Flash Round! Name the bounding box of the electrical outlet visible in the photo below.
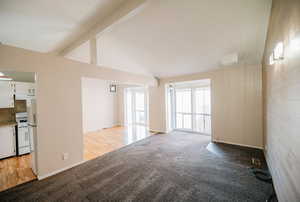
[251,157,261,167]
[62,153,69,160]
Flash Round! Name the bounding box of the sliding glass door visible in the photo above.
[173,86,211,135]
[194,87,211,134]
[134,91,146,125]
[175,88,192,130]
[125,88,148,126]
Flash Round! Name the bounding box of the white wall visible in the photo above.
[81,78,118,133]
[149,64,263,149]
[0,44,156,179]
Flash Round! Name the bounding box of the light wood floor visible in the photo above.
[84,125,153,161]
[0,154,36,192]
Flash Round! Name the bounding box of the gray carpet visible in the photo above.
[0,131,272,202]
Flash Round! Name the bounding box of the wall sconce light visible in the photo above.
[291,37,300,50]
[269,42,284,65]
[273,42,284,60]
[110,84,117,93]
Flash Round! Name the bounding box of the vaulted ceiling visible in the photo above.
[96,0,272,77]
[0,0,272,78]
[0,0,126,52]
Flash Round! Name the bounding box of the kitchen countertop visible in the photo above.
[0,121,17,128]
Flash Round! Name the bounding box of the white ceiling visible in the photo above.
[97,0,272,77]
[0,0,125,52]
[0,0,272,78]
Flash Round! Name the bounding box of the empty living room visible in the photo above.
[0,0,299,201]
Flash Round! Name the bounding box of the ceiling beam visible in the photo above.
[56,0,148,56]
[89,37,97,65]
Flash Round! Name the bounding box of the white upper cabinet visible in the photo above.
[0,81,14,108]
[0,81,36,108]
[15,82,28,95]
[14,82,36,97]
[27,83,36,97]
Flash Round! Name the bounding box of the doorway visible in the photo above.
[81,81,152,161]
[0,71,37,192]
[167,79,211,135]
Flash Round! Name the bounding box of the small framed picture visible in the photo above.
[110,84,116,93]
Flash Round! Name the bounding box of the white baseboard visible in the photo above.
[38,160,85,180]
[84,123,121,134]
[213,140,263,150]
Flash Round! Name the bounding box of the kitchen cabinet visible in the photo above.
[27,83,36,97]
[0,126,16,159]
[0,81,14,108]
[14,82,36,97]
